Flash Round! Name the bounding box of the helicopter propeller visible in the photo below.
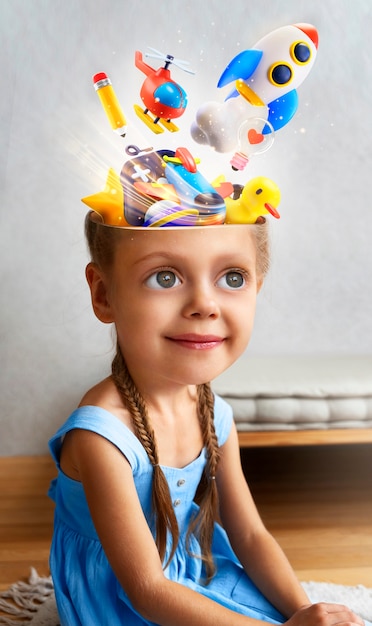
[145,47,195,74]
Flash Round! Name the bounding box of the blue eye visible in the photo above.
[217,271,245,290]
[146,270,181,289]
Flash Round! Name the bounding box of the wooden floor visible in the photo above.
[0,445,371,592]
[0,456,55,591]
[242,443,372,586]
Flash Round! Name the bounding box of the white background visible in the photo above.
[1,0,371,454]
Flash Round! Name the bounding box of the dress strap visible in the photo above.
[48,405,147,472]
[213,394,234,446]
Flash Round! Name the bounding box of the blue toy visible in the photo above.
[191,23,318,169]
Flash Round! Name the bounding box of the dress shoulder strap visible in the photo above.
[48,405,147,472]
[213,394,234,447]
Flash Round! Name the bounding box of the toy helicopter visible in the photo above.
[134,47,195,134]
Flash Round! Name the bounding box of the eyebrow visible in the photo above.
[133,250,255,267]
[133,251,182,266]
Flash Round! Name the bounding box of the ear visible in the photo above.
[85,262,114,324]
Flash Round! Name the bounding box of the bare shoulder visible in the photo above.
[79,376,133,429]
[60,377,134,480]
[79,376,119,409]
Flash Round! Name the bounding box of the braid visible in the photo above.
[111,345,179,567]
[186,382,220,583]
[111,346,220,583]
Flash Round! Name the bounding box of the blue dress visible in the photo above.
[48,395,285,625]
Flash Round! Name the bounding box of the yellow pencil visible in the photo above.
[93,72,127,137]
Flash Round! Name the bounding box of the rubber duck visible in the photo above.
[224,176,281,224]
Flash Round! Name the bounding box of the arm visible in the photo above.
[216,422,311,616]
[217,423,366,626]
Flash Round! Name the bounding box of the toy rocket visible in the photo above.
[217,23,318,132]
[191,23,318,161]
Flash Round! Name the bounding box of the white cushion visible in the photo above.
[212,356,372,430]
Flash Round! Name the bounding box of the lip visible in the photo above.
[167,334,225,351]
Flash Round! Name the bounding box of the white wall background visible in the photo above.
[1,0,372,455]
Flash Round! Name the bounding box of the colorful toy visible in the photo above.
[81,168,125,226]
[82,143,282,227]
[82,146,227,227]
[191,23,318,169]
[85,24,316,227]
[93,72,127,137]
[221,176,281,224]
[218,23,318,129]
[134,48,194,134]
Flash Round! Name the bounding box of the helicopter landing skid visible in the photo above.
[158,118,179,132]
[134,105,179,134]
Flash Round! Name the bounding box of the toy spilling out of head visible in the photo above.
[82,145,281,227]
[85,23,318,227]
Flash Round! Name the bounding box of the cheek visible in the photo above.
[232,289,257,317]
[113,291,170,333]
[231,294,257,336]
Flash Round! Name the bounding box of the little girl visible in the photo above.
[49,148,366,626]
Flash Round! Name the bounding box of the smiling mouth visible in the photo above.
[167,334,225,350]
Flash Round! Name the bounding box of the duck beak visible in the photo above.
[265,203,280,219]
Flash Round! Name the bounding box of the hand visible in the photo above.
[286,602,365,626]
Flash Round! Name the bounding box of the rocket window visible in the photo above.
[290,41,312,65]
[268,63,293,87]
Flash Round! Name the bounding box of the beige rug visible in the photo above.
[0,569,371,625]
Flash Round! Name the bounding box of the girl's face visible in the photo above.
[88,226,261,393]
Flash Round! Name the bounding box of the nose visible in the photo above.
[182,284,220,319]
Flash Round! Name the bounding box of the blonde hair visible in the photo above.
[85,213,270,582]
